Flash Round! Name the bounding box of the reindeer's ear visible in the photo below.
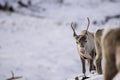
[73,31,78,38]
[74,34,79,40]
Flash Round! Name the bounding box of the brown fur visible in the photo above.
[94,29,104,74]
[71,18,96,75]
[102,27,120,80]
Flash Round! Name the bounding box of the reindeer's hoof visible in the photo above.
[81,76,89,80]
[91,70,96,74]
[75,76,79,80]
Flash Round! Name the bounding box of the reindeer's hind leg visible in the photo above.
[95,53,102,74]
[88,59,96,73]
[94,39,102,74]
[89,51,96,73]
[92,60,96,71]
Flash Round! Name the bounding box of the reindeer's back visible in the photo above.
[103,27,120,46]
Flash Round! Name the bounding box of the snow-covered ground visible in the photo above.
[0,0,120,80]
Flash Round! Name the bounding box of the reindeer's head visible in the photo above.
[71,18,90,57]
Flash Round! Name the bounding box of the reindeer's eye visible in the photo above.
[75,36,79,39]
[76,41,79,44]
[76,42,79,44]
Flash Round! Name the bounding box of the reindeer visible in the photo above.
[94,28,104,74]
[71,18,96,77]
[102,27,120,80]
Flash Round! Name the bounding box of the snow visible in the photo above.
[0,0,120,80]
[0,13,80,80]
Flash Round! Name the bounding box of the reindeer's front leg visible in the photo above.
[80,56,86,75]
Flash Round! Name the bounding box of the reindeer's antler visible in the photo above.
[86,17,90,34]
[71,22,78,37]
[6,71,22,80]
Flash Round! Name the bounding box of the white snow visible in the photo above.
[0,0,120,80]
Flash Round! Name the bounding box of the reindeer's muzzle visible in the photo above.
[80,48,92,60]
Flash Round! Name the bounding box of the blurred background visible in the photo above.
[0,0,120,80]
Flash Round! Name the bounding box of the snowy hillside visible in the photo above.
[0,0,120,80]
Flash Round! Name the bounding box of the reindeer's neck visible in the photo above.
[87,33,95,50]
